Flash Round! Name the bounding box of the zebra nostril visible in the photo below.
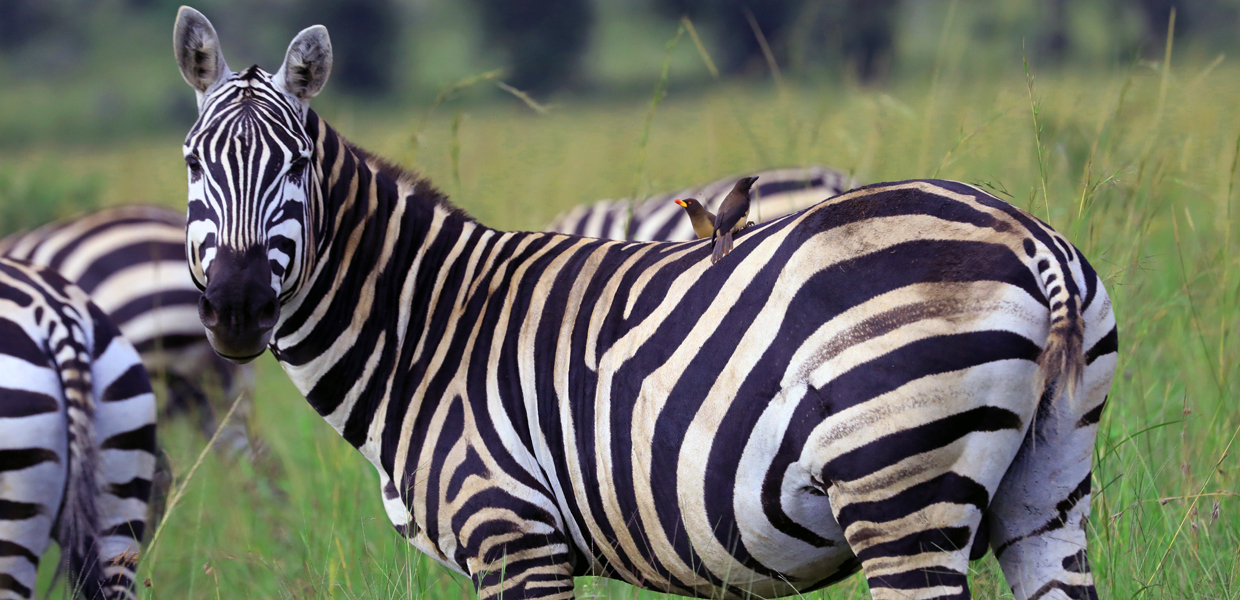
[256,298,278,331]
[198,295,219,329]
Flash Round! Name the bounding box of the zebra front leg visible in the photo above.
[466,525,576,600]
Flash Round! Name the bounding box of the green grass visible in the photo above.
[5,54,1240,599]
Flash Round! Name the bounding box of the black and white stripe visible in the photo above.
[175,9,1118,600]
[0,207,253,452]
[0,258,156,600]
[545,167,855,241]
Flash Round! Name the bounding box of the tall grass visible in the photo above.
[9,58,1239,598]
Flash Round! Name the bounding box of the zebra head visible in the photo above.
[174,7,331,363]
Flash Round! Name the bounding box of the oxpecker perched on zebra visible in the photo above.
[673,198,715,239]
[547,167,855,241]
[710,176,757,263]
[174,7,1118,600]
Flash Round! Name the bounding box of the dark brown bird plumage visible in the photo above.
[674,198,716,239]
[711,176,758,263]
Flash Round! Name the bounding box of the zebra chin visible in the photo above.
[203,328,272,364]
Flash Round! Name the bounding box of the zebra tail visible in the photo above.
[51,319,105,598]
[1034,252,1086,407]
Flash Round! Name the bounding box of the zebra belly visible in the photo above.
[570,429,855,598]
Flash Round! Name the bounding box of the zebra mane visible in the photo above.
[314,112,475,225]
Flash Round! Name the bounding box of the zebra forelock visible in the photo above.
[183,66,315,303]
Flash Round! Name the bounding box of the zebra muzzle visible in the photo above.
[199,244,279,363]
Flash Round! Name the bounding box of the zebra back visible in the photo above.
[0,258,156,600]
[544,166,855,240]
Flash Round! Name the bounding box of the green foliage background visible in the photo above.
[0,2,1237,598]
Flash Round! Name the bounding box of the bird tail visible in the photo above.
[711,231,733,264]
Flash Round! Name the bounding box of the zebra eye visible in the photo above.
[289,157,309,178]
[185,154,202,173]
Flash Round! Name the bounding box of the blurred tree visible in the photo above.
[468,0,594,95]
[1038,0,1069,65]
[655,0,897,82]
[1137,0,1186,51]
[300,0,401,95]
[0,0,54,51]
[654,0,800,74]
[837,0,897,81]
[1129,0,1239,56]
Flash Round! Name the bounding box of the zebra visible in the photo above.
[545,167,856,241]
[0,257,157,600]
[0,206,254,456]
[174,8,1118,600]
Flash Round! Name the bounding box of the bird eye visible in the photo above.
[186,154,202,173]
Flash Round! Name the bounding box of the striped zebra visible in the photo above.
[545,167,855,241]
[0,206,254,455]
[0,257,156,600]
[174,8,1117,600]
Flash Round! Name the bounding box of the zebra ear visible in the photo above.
[275,25,333,109]
[174,6,231,100]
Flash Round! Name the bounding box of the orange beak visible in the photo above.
[674,199,688,208]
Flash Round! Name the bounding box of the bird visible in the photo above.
[673,198,716,239]
[711,175,759,264]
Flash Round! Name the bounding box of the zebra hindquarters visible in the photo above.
[987,278,1116,600]
[805,282,1057,599]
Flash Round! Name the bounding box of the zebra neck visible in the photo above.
[273,114,525,470]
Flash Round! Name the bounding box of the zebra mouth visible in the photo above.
[215,348,267,364]
[203,328,273,364]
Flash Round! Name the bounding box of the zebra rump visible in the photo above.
[544,166,856,241]
[0,206,253,452]
[0,258,157,600]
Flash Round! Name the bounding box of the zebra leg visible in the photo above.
[91,323,159,597]
[828,472,989,599]
[463,512,576,600]
[0,389,66,600]
[469,534,576,600]
[164,372,218,441]
[988,302,1116,600]
[818,369,1042,599]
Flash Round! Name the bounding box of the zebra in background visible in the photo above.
[545,166,855,241]
[0,206,254,455]
[174,8,1117,600]
[0,257,156,600]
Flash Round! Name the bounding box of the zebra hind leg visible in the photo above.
[0,399,65,600]
[818,369,1042,599]
[987,330,1115,600]
[829,478,985,599]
